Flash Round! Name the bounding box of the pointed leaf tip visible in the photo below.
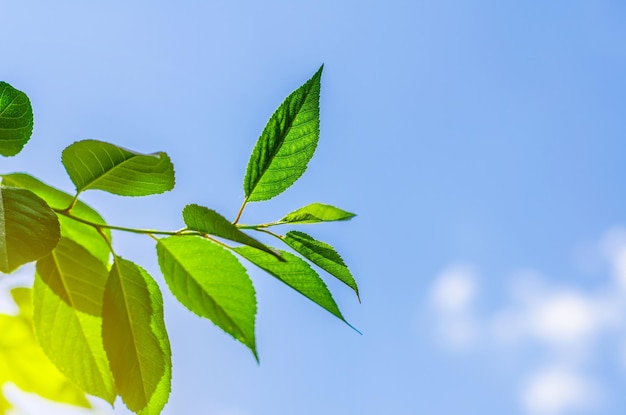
[283,231,359,300]
[280,203,356,224]
[243,66,323,202]
[156,237,258,359]
[234,246,351,326]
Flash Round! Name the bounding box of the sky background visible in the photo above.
[2,1,626,414]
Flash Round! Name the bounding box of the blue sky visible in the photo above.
[2,1,626,414]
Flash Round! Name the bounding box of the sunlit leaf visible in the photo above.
[279,203,355,224]
[33,259,116,403]
[0,82,33,157]
[2,173,111,264]
[183,204,280,259]
[0,288,91,412]
[102,258,171,412]
[10,287,33,318]
[137,283,171,415]
[36,237,108,315]
[0,186,60,273]
[0,391,10,414]
[62,139,175,196]
[283,231,359,300]
[33,238,115,402]
[156,236,257,359]
[244,66,322,202]
[234,246,347,323]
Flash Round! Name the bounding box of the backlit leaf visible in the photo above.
[2,173,111,264]
[0,288,91,412]
[0,186,60,273]
[36,237,108,316]
[33,259,116,403]
[244,66,322,202]
[0,391,10,414]
[183,204,280,259]
[156,236,257,359]
[137,284,171,415]
[62,139,175,196]
[279,203,355,224]
[102,258,171,412]
[283,231,359,300]
[0,82,33,157]
[234,246,346,322]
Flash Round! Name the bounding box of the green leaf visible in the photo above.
[279,203,356,224]
[102,258,171,412]
[183,204,281,259]
[10,287,33,319]
[156,236,257,359]
[137,283,171,415]
[0,82,33,157]
[243,65,323,202]
[61,139,175,196]
[0,186,60,273]
[33,250,116,403]
[36,237,108,316]
[0,288,92,411]
[283,231,359,300]
[2,173,111,264]
[234,246,346,323]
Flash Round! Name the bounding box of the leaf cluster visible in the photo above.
[0,67,358,414]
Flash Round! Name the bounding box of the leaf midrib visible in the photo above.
[38,270,111,397]
[0,94,21,118]
[114,260,152,406]
[163,243,248,343]
[248,81,316,197]
[75,147,134,192]
[48,251,111,390]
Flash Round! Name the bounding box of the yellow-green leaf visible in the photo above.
[36,237,108,316]
[33,238,116,403]
[0,186,60,273]
[102,258,171,413]
[62,140,175,196]
[279,203,356,224]
[0,288,91,412]
[2,173,111,265]
[156,236,258,360]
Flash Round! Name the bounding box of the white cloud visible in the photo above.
[521,367,601,415]
[429,264,478,349]
[430,264,476,314]
[428,226,626,414]
[530,292,611,346]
